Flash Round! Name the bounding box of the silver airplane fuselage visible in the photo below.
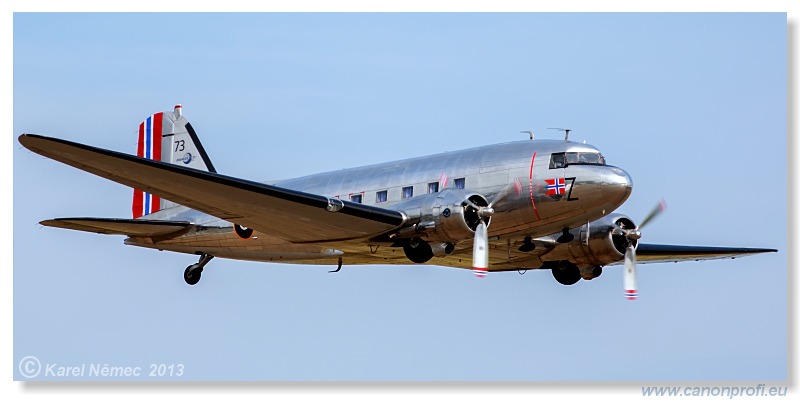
[129,139,633,265]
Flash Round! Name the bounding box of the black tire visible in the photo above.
[551,262,581,286]
[184,265,202,286]
[403,238,434,264]
[234,224,254,239]
[591,266,603,279]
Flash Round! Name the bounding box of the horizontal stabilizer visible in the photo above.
[40,218,190,237]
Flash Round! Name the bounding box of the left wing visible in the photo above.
[304,239,777,271]
[431,241,777,272]
[19,134,407,243]
[631,244,778,264]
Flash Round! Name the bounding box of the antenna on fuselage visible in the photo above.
[520,130,534,140]
[548,127,572,142]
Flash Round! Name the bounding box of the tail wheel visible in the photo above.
[184,265,202,286]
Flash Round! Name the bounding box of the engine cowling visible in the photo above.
[538,213,638,268]
[394,189,490,244]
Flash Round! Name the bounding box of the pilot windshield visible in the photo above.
[565,152,579,165]
[549,153,565,169]
[578,152,604,165]
[549,151,605,168]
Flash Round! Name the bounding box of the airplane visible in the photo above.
[18,104,776,299]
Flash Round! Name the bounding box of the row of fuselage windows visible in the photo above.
[346,177,466,204]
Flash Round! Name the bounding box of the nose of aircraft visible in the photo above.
[607,166,633,206]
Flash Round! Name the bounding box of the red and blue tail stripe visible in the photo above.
[132,113,163,218]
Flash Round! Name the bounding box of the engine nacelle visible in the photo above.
[394,189,490,244]
[539,213,638,268]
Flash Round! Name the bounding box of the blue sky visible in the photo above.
[13,12,786,382]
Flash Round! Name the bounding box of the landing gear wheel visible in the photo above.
[403,238,434,264]
[184,265,203,286]
[551,262,581,286]
[183,253,213,285]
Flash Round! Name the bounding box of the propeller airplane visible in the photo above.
[18,105,777,299]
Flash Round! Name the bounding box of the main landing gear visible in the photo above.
[548,261,604,285]
[550,261,581,286]
[184,253,214,285]
[403,237,434,264]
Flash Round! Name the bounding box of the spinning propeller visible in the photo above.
[468,181,522,277]
[615,198,667,300]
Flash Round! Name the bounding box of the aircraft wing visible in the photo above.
[630,244,778,264]
[20,134,407,243]
[434,241,777,272]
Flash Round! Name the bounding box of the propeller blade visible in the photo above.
[464,199,481,211]
[638,198,667,229]
[467,184,521,278]
[623,244,638,300]
[488,179,524,208]
[472,221,489,278]
[463,200,494,220]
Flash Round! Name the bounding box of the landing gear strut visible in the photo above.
[184,253,214,285]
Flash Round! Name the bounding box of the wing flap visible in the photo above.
[41,218,190,237]
[20,134,406,243]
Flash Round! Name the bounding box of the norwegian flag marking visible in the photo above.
[132,113,163,218]
[545,178,566,195]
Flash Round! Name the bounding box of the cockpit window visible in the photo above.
[549,152,605,168]
[565,152,579,165]
[549,153,565,169]
[578,152,604,165]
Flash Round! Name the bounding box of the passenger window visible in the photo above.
[402,186,413,199]
[549,153,565,169]
[350,193,363,203]
[428,182,439,194]
[454,178,465,189]
[376,190,388,203]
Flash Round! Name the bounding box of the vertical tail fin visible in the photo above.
[132,104,215,218]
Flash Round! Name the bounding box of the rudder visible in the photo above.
[132,104,215,218]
